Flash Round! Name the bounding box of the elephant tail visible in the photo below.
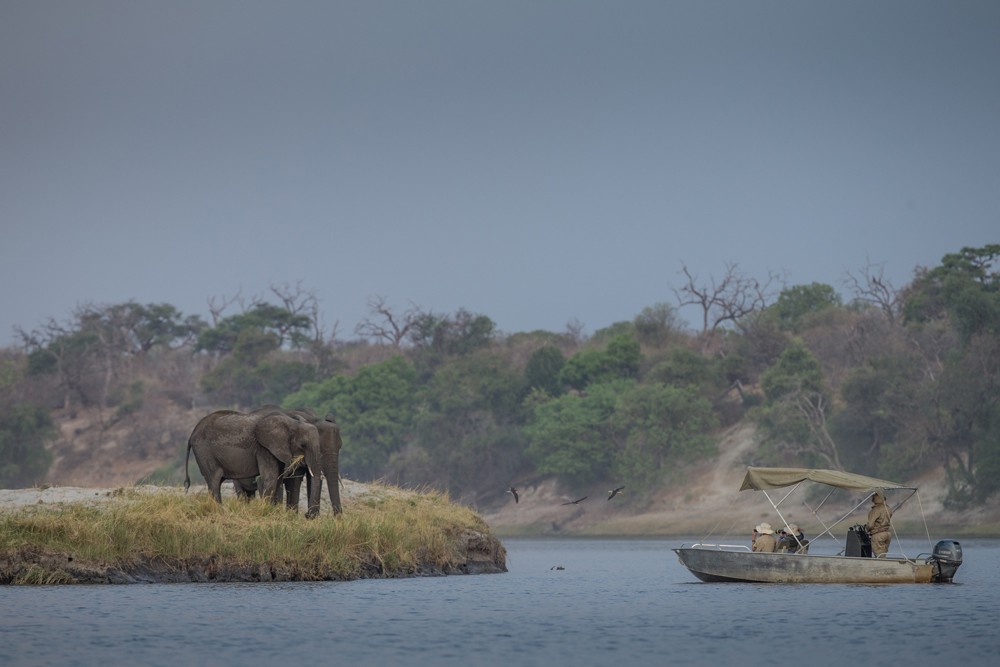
[183,439,192,492]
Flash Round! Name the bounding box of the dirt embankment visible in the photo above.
[480,423,1000,538]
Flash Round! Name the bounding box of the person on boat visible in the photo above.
[777,524,808,553]
[752,523,777,552]
[866,489,893,557]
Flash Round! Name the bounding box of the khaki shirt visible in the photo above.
[753,533,777,552]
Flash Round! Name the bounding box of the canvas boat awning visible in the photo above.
[739,467,914,492]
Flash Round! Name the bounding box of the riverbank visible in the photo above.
[0,482,507,584]
[480,424,1000,538]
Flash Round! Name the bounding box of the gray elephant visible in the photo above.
[184,409,324,518]
[252,405,344,515]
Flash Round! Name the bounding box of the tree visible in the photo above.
[904,244,1000,342]
[19,318,102,411]
[196,302,314,355]
[408,308,496,356]
[832,354,927,476]
[284,356,418,480]
[612,382,717,489]
[770,283,842,331]
[525,381,625,485]
[931,333,1000,505]
[844,259,903,324]
[524,346,566,396]
[414,350,529,494]
[755,340,845,470]
[559,334,640,390]
[674,262,781,351]
[632,303,683,346]
[355,296,420,348]
[0,405,55,487]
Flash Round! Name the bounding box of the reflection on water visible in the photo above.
[1,538,999,667]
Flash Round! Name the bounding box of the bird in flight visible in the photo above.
[507,486,519,503]
[561,496,588,505]
[607,486,625,501]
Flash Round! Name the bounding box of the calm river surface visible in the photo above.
[2,537,999,666]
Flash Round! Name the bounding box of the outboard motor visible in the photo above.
[928,539,963,583]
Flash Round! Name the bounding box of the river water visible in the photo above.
[1,537,998,666]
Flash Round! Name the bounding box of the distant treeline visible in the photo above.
[1,246,998,508]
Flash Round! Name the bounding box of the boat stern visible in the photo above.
[928,539,963,583]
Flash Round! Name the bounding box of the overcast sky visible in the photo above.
[2,1,997,346]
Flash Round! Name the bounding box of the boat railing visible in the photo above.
[687,543,752,552]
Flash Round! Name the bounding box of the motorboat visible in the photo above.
[673,467,963,584]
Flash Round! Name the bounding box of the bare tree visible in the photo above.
[673,262,781,351]
[268,281,330,345]
[564,318,587,347]
[206,290,243,326]
[844,259,901,324]
[355,296,420,348]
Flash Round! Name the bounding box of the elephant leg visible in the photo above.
[255,450,284,505]
[207,468,225,504]
[232,478,257,501]
[284,474,303,512]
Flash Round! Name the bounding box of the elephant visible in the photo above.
[251,405,344,515]
[184,409,324,518]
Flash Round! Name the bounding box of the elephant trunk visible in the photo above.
[324,451,342,515]
[304,445,323,519]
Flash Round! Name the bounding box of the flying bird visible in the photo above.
[561,496,588,505]
[607,486,625,501]
[507,486,519,503]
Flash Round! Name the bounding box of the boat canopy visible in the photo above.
[739,467,913,492]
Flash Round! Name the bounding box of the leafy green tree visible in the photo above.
[197,303,313,354]
[414,350,529,493]
[524,346,566,396]
[285,356,418,480]
[931,333,1000,505]
[559,334,640,390]
[632,303,683,346]
[525,381,624,485]
[754,340,844,469]
[770,283,843,331]
[645,347,720,391]
[612,382,717,489]
[760,339,824,400]
[21,323,102,410]
[200,329,315,406]
[408,308,496,356]
[904,244,1000,342]
[0,406,55,488]
[832,354,926,476]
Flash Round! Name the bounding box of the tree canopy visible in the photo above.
[5,248,1000,507]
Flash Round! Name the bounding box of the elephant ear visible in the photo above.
[255,413,297,463]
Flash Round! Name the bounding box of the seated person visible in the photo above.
[777,524,809,553]
[752,522,777,552]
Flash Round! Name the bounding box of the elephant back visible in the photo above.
[190,410,257,450]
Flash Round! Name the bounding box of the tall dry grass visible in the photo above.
[0,484,497,583]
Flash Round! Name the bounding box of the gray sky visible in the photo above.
[2,1,998,346]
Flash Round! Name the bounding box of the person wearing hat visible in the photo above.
[777,524,807,553]
[752,522,777,552]
[866,489,893,557]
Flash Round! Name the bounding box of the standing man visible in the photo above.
[866,489,893,557]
